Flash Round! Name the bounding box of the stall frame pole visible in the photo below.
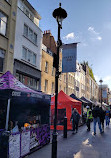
[5,98,11,131]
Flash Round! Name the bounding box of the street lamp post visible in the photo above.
[99,79,103,107]
[52,3,67,158]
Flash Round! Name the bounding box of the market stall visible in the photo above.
[0,71,51,157]
[70,93,88,114]
[80,96,94,109]
[51,90,82,130]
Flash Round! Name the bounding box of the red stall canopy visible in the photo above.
[51,90,82,130]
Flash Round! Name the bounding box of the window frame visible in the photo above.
[45,61,48,73]
[44,79,48,92]
[0,11,7,36]
[23,24,38,46]
[0,48,5,72]
[52,66,55,76]
[22,46,37,66]
[51,82,54,94]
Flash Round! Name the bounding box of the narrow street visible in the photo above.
[28,122,111,158]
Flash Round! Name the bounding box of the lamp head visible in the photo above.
[99,79,103,83]
[52,3,67,24]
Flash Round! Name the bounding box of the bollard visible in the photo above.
[63,117,67,138]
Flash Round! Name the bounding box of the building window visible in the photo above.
[44,80,48,92]
[30,14,34,21]
[59,59,62,67]
[27,50,32,63]
[64,87,66,93]
[64,75,66,82]
[36,80,39,90]
[29,28,33,41]
[16,72,39,90]
[69,75,70,82]
[22,47,27,60]
[51,82,54,94]
[52,66,55,76]
[0,11,7,36]
[33,54,36,65]
[71,76,73,84]
[22,46,36,66]
[33,33,37,45]
[59,74,62,80]
[0,49,5,72]
[26,9,29,17]
[24,24,28,37]
[23,7,34,22]
[45,61,48,73]
[59,85,61,92]
[23,24,37,45]
[5,0,10,2]
[16,73,19,80]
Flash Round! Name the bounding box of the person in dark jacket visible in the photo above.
[92,104,102,135]
[70,108,80,134]
[100,107,105,132]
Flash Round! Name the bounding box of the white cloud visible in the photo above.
[88,27,99,35]
[97,36,102,40]
[63,32,74,40]
[88,26,102,41]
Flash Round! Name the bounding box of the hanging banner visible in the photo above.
[62,43,77,73]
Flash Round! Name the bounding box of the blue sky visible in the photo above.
[28,0,111,89]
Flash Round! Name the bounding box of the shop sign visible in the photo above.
[12,91,21,96]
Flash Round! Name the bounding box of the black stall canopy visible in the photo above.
[0,71,51,130]
[80,96,95,108]
[70,94,88,105]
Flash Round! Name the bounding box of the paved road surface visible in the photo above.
[28,122,111,158]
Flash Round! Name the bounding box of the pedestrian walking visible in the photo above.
[92,104,102,135]
[105,108,110,127]
[100,107,105,132]
[70,108,80,134]
[86,106,93,131]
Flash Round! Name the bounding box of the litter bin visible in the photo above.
[0,131,10,158]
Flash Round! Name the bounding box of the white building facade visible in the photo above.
[14,0,42,90]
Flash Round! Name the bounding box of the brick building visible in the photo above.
[41,31,66,95]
